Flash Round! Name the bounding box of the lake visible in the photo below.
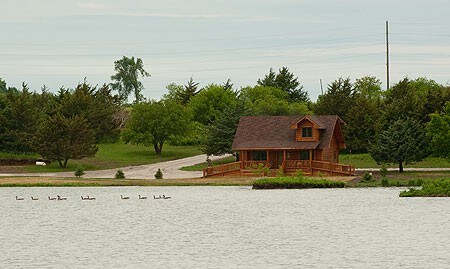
[1,186,449,268]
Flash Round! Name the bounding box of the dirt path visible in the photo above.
[0,154,232,180]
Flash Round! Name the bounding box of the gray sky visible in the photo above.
[1,0,449,101]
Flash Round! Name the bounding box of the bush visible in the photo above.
[400,179,450,197]
[276,166,285,177]
[253,176,345,189]
[361,171,374,182]
[74,167,85,178]
[380,165,388,177]
[154,168,163,179]
[115,170,125,179]
[381,178,389,187]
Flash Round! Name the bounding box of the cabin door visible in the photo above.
[269,151,283,168]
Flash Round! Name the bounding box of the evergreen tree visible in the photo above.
[370,118,428,172]
[314,77,355,121]
[426,102,450,160]
[33,114,98,168]
[257,67,309,102]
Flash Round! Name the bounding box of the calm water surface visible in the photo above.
[1,186,449,268]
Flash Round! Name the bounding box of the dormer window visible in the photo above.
[302,127,312,138]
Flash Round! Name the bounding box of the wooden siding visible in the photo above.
[322,134,339,163]
[296,121,320,142]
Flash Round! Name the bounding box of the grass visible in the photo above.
[252,176,345,189]
[348,171,450,187]
[400,179,450,197]
[180,156,236,171]
[340,153,450,169]
[1,142,202,173]
[0,176,256,187]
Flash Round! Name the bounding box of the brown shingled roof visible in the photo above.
[232,115,345,150]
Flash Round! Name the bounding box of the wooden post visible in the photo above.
[309,150,312,168]
[266,150,270,167]
[283,150,286,170]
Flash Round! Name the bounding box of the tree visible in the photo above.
[188,84,237,125]
[122,99,190,155]
[33,114,98,168]
[0,83,44,153]
[202,104,244,156]
[257,67,309,102]
[369,118,428,172]
[110,56,150,103]
[164,77,200,106]
[314,77,356,121]
[57,82,122,143]
[426,102,450,160]
[239,85,310,116]
[344,76,382,152]
[381,77,449,126]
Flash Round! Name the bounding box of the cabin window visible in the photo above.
[252,151,267,161]
[299,151,310,160]
[302,127,312,138]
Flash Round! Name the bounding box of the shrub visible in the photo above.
[380,165,388,177]
[115,170,125,179]
[361,171,374,182]
[253,176,345,189]
[295,170,305,177]
[154,168,163,179]
[400,179,450,197]
[276,166,285,177]
[408,180,416,186]
[74,167,85,178]
[381,178,389,187]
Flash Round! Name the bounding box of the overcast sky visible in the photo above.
[1,0,449,101]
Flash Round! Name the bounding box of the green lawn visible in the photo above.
[340,153,450,168]
[2,142,202,172]
[180,156,236,171]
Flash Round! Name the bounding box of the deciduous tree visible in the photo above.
[122,100,190,155]
[110,56,150,103]
[427,102,450,160]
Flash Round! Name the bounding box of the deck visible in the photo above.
[203,160,355,177]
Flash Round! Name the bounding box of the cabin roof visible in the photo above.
[232,115,345,150]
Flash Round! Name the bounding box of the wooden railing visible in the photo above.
[241,161,271,169]
[202,161,242,177]
[203,160,355,177]
[285,160,355,175]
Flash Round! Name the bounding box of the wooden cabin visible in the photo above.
[203,115,355,177]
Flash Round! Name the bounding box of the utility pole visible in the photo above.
[386,20,390,90]
[320,79,324,95]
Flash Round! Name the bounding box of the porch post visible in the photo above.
[266,150,270,166]
[309,149,312,168]
[283,150,286,170]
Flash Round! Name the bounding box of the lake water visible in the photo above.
[1,186,449,268]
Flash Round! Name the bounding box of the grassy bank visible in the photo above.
[400,179,450,197]
[253,176,345,189]
[1,142,202,173]
[0,176,255,187]
[340,153,450,168]
[348,171,450,187]
[180,156,236,171]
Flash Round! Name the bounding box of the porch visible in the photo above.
[202,159,355,178]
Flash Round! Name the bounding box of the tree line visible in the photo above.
[1,56,449,171]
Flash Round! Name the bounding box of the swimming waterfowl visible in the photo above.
[15,196,24,200]
[87,196,95,200]
[138,195,147,200]
[48,196,56,200]
[31,197,39,200]
[81,196,89,200]
[162,195,171,199]
[120,195,129,200]
[57,195,67,200]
